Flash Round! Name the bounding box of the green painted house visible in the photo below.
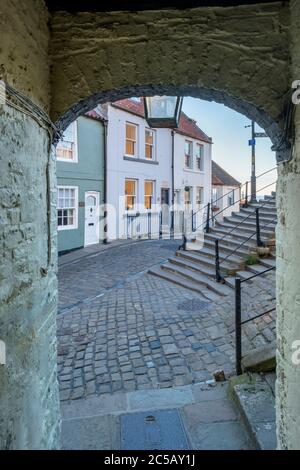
[56,109,106,254]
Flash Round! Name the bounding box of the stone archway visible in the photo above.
[55,84,283,150]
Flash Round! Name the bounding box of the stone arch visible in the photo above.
[55,84,283,150]
[49,2,290,155]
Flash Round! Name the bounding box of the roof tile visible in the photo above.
[111,98,212,143]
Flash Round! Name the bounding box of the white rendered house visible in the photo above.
[106,98,213,240]
[211,161,241,221]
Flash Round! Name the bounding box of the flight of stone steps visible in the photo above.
[149,194,277,301]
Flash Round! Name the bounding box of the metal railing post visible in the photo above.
[235,277,243,376]
[126,214,130,239]
[256,207,265,247]
[178,211,186,251]
[205,203,211,233]
[215,239,223,283]
[245,181,248,207]
[148,211,151,239]
[171,209,175,239]
[159,211,162,239]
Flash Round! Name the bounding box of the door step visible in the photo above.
[230,373,276,450]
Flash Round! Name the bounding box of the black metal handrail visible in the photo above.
[216,194,276,245]
[192,180,277,235]
[215,214,277,282]
[235,266,276,375]
[220,215,277,264]
[192,166,277,220]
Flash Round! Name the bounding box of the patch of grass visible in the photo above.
[244,252,260,266]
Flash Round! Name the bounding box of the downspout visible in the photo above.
[103,120,108,244]
[171,129,175,237]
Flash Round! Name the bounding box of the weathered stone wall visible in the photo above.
[276,0,300,451]
[50,2,290,138]
[0,0,60,449]
[0,0,50,111]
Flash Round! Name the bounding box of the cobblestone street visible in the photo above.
[58,240,276,402]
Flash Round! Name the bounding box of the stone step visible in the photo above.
[210,226,268,245]
[247,202,276,210]
[160,263,232,296]
[259,258,276,269]
[182,244,245,267]
[230,211,277,225]
[205,232,257,249]
[245,263,276,276]
[215,221,275,237]
[169,256,215,277]
[224,215,276,231]
[204,236,256,257]
[230,374,276,450]
[178,245,243,266]
[239,208,277,220]
[242,342,276,373]
[224,271,253,289]
[148,266,221,302]
[241,202,276,211]
[168,255,237,279]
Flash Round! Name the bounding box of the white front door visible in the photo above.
[84,191,100,246]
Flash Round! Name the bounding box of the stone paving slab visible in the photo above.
[183,421,252,450]
[232,374,277,450]
[61,382,252,450]
[61,381,226,419]
[61,414,121,450]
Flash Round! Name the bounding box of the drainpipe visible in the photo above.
[103,120,108,244]
[171,129,175,237]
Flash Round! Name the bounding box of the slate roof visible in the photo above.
[85,105,107,122]
[212,160,240,187]
[111,98,212,143]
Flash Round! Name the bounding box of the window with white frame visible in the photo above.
[145,129,155,160]
[196,144,204,171]
[56,122,78,162]
[184,140,193,169]
[196,187,204,207]
[144,181,155,209]
[228,190,235,207]
[125,123,138,157]
[125,179,137,210]
[57,186,78,230]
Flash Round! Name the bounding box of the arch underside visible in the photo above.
[55,84,285,162]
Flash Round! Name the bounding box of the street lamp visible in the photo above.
[144,96,183,128]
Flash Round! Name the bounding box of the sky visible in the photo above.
[182,97,277,195]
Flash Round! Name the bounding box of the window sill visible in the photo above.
[183,168,205,174]
[123,156,159,165]
[58,225,78,231]
[57,158,78,164]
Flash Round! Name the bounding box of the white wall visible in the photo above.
[106,103,212,239]
[212,185,241,221]
[174,131,212,231]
